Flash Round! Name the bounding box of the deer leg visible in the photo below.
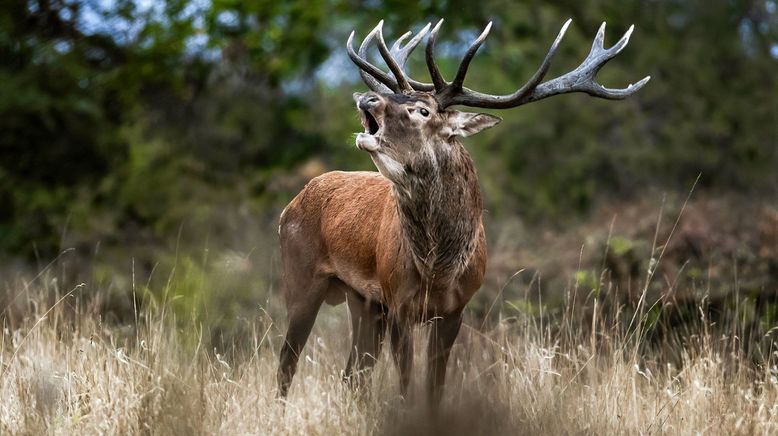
[343,291,387,390]
[426,311,463,406]
[277,280,326,398]
[390,319,413,396]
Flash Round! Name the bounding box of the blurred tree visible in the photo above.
[0,0,203,254]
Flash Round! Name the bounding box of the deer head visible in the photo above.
[353,90,500,182]
[347,19,650,182]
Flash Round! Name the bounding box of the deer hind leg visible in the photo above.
[277,275,326,398]
[343,291,387,390]
[426,311,463,406]
[390,318,414,396]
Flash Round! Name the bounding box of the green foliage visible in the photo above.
[574,270,599,295]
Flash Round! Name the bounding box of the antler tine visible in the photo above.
[357,24,394,93]
[391,31,413,52]
[607,24,634,57]
[450,22,492,90]
[394,23,437,92]
[508,18,572,102]
[375,22,412,91]
[391,22,431,71]
[425,19,447,92]
[347,26,400,93]
[593,21,607,50]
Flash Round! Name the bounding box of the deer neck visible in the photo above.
[392,140,482,281]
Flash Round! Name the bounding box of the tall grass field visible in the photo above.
[1,274,777,434]
[2,196,777,434]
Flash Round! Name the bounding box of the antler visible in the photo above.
[348,19,650,109]
[348,21,434,93]
[428,19,651,109]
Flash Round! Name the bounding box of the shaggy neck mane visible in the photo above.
[392,140,482,282]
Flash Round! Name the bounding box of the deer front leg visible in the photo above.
[426,311,463,406]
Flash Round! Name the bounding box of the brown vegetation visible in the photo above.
[2,255,777,434]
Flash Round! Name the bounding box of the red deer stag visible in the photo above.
[277,18,649,402]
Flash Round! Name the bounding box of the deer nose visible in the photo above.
[357,94,381,111]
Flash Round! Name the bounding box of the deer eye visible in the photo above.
[419,108,429,117]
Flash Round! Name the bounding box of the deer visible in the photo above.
[277,17,649,403]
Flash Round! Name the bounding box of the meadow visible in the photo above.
[2,200,777,435]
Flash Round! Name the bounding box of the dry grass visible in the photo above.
[1,274,777,436]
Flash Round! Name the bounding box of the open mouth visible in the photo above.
[361,110,381,135]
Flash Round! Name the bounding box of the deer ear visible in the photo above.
[448,112,502,138]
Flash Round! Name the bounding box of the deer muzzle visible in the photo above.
[354,93,384,152]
